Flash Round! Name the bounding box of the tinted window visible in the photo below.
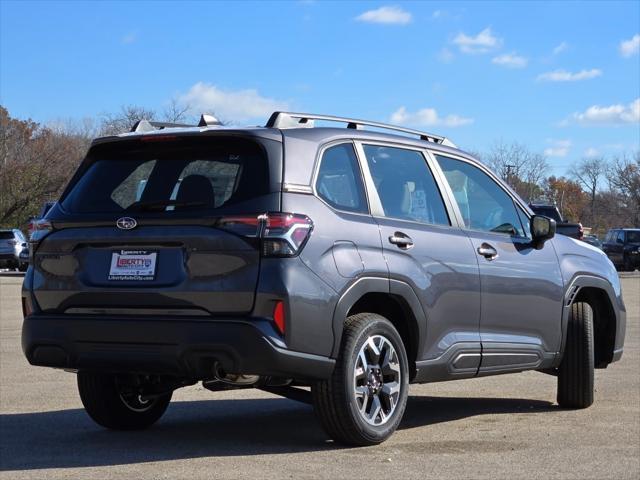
[627,231,640,243]
[363,145,449,225]
[436,155,525,236]
[0,232,14,240]
[617,230,626,243]
[316,143,368,213]
[61,138,269,215]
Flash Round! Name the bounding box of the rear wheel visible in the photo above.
[77,372,172,430]
[312,313,409,446]
[557,302,594,408]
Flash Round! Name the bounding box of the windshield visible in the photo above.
[61,137,270,215]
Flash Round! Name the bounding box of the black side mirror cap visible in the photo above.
[531,215,556,249]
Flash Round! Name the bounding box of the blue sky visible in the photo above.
[1,0,639,176]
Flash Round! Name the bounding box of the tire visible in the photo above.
[312,313,409,446]
[18,263,27,272]
[557,302,594,409]
[77,372,172,430]
[623,256,635,272]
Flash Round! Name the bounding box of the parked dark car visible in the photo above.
[0,229,28,271]
[602,228,640,271]
[21,113,626,445]
[529,204,583,240]
[582,234,602,249]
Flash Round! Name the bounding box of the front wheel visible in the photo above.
[77,372,172,430]
[312,313,409,446]
[557,302,594,408]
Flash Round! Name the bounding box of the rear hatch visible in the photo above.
[31,133,282,316]
[0,231,16,255]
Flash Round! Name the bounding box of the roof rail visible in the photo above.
[129,114,221,133]
[265,111,456,147]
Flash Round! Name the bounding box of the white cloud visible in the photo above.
[491,52,528,68]
[121,32,137,44]
[620,34,640,57]
[552,42,568,55]
[544,139,572,157]
[178,82,289,122]
[355,6,412,25]
[566,98,640,126]
[390,106,473,127]
[452,27,502,54]
[537,68,602,82]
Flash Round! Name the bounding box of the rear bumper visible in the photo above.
[0,252,19,265]
[22,314,335,380]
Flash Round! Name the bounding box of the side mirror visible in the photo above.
[616,238,624,244]
[531,215,556,249]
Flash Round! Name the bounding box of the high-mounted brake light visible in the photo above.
[273,301,285,335]
[217,212,313,257]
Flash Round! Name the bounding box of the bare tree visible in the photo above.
[570,158,605,225]
[163,98,191,124]
[0,106,87,227]
[99,105,156,135]
[607,152,640,226]
[479,140,549,202]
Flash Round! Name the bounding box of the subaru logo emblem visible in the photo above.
[116,217,137,230]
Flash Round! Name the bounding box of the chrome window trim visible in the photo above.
[310,139,372,217]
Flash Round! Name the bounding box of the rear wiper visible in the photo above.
[125,200,206,212]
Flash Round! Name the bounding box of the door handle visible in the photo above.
[477,243,498,260]
[389,232,414,249]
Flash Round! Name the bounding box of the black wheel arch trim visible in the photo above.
[330,277,428,360]
[557,274,623,367]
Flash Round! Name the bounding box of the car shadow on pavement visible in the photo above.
[0,395,555,471]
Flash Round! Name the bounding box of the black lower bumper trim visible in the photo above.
[22,314,335,380]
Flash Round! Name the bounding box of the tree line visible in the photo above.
[0,104,638,235]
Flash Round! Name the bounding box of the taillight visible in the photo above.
[22,296,33,318]
[273,300,285,335]
[217,212,313,257]
[28,219,53,262]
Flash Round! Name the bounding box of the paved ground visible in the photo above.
[1,275,638,479]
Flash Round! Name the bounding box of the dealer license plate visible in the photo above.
[108,250,157,281]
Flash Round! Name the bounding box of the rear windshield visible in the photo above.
[61,137,270,215]
[0,232,14,240]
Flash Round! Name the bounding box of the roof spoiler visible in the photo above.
[129,114,222,133]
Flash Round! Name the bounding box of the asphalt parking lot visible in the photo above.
[1,274,638,479]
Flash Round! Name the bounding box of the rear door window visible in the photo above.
[362,145,450,226]
[61,137,270,215]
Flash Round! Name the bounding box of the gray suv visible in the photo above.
[0,228,28,271]
[21,112,626,445]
